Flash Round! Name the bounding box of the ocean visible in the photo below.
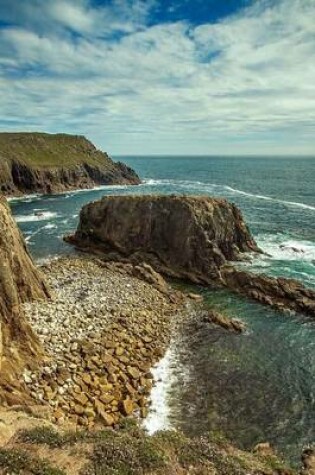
[9,155,315,465]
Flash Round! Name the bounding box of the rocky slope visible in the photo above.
[67,194,315,317]
[0,132,140,195]
[66,194,260,283]
[0,196,50,403]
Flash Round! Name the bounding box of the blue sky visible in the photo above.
[0,0,314,155]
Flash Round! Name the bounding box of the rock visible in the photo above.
[120,399,134,416]
[0,132,140,196]
[204,310,246,333]
[302,447,315,475]
[0,196,50,402]
[253,442,275,457]
[66,195,260,284]
[99,411,115,426]
[222,267,315,317]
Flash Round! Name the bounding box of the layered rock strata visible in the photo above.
[0,196,50,402]
[0,132,140,195]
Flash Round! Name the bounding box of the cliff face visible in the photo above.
[0,196,50,400]
[0,133,140,195]
[67,195,260,284]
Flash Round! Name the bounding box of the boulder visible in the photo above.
[67,195,260,284]
[0,196,50,401]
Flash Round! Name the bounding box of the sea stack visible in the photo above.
[0,196,50,402]
[66,194,260,284]
[0,132,141,196]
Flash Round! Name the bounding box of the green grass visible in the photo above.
[0,132,114,169]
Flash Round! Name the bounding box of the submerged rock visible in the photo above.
[0,196,50,402]
[66,194,260,284]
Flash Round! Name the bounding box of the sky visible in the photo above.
[0,0,314,156]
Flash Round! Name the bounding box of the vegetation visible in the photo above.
[0,447,66,475]
[14,422,296,475]
[0,132,114,169]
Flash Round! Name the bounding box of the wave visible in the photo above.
[224,186,315,211]
[15,211,59,223]
[143,179,315,211]
[256,234,315,262]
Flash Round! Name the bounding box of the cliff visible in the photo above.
[66,194,260,283]
[0,132,140,195]
[0,196,50,402]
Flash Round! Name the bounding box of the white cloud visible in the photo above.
[0,0,314,155]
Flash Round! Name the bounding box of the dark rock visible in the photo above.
[221,267,315,317]
[66,194,260,284]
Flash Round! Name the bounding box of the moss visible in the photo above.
[0,448,66,475]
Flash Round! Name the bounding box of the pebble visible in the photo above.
[21,257,184,428]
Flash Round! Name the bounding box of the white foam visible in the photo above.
[7,194,40,202]
[143,347,174,435]
[257,235,315,262]
[224,186,315,211]
[43,223,57,230]
[144,179,315,212]
[15,211,59,223]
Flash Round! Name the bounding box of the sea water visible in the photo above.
[9,155,315,464]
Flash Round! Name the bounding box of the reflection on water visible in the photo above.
[166,289,315,465]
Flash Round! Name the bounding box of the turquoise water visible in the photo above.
[9,156,315,463]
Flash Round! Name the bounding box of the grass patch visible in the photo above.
[0,448,66,475]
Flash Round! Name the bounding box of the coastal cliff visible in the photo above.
[67,194,260,283]
[0,196,50,402]
[0,132,140,196]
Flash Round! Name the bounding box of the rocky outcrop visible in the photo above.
[0,132,140,196]
[66,194,260,284]
[0,196,50,402]
[67,194,315,317]
[221,267,315,317]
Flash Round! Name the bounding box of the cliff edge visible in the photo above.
[0,132,140,195]
[0,196,50,403]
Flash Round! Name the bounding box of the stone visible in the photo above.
[121,399,134,416]
[100,411,115,426]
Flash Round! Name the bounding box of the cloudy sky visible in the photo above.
[0,0,314,155]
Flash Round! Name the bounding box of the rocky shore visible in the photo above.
[20,256,187,428]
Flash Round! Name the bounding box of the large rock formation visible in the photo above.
[0,132,140,196]
[66,194,260,283]
[0,196,50,401]
[67,194,315,317]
